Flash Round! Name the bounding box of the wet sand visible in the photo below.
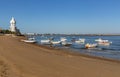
[0,35,120,77]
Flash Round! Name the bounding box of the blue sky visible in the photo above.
[0,0,120,34]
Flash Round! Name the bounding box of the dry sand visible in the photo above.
[0,35,120,77]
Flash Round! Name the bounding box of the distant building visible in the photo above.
[9,17,21,35]
[10,17,17,32]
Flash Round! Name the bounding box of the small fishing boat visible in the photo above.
[60,37,72,46]
[60,37,67,42]
[95,38,112,45]
[75,38,85,43]
[40,39,51,45]
[85,43,97,49]
[22,37,37,43]
[61,41,72,46]
[51,41,61,45]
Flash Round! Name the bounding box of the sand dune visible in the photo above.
[0,35,120,77]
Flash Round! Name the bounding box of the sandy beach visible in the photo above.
[0,35,120,77]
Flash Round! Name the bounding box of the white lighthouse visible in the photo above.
[10,17,17,32]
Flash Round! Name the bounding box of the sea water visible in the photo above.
[27,35,120,60]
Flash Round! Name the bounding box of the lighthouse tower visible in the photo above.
[10,17,17,32]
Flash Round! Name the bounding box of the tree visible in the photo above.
[1,29,12,34]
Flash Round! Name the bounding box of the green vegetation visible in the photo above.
[0,29,12,34]
[0,29,21,36]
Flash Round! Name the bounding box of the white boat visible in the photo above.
[61,41,72,46]
[51,41,61,45]
[60,37,67,42]
[60,37,72,46]
[75,38,85,43]
[85,43,97,49]
[22,38,37,43]
[95,38,112,45]
[40,39,51,44]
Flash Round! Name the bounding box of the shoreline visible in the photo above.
[24,33,120,36]
[29,42,120,64]
[0,35,120,77]
[20,34,120,63]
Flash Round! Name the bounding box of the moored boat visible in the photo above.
[61,41,72,46]
[75,38,85,44]
[60,37,72,46]
[51,41,61,45]
[95,38,112,45]
[22,37,37,43]
[40,39,51,45]
[85,43,98,49]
